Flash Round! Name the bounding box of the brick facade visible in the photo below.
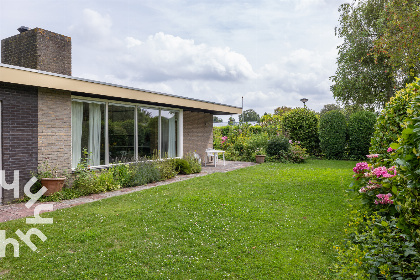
[0,82,38,204]
[38,88,72,174]
[1,28,71,76]
[183,111,213,161]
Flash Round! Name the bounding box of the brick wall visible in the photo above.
[1,28,71,76]
[183,111,213,161]
[0,82,38,204]
[37,88,72,175]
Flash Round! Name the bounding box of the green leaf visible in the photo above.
[390,143,400,150]
[381,221,388,227]
[392,185,398,195]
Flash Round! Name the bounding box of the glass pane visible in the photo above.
[161,110,178,158]
[108,104,135,163]
[79,102,105,166]
[138,107,159,158]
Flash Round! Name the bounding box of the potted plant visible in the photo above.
[255,148,266,164]
[36,160,67,196]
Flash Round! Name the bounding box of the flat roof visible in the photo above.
[0,64,242,115]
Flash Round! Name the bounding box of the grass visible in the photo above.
[0,160,356,279]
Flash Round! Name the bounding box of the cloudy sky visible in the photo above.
[0,0,347,119]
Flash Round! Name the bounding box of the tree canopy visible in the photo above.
[239,109,260,123]
[331,0,396,109]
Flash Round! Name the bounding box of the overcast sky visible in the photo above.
[0,0,347,119]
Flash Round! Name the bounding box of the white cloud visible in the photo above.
[119,32,258,82]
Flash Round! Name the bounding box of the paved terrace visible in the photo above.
[0,161,256,223]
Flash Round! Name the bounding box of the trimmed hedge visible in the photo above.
[319,110,347,159]
[347,111,376,160]
[282,108,319,155]
[370,78,420,155]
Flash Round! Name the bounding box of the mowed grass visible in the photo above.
[0,160,356,279]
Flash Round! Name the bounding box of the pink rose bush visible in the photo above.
[374,193,394,205]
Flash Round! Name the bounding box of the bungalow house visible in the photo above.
[0,27,241,204]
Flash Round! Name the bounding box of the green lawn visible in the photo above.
[0,160,356,279]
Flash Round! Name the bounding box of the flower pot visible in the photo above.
[41,178,66,196]
[255,155,266,164]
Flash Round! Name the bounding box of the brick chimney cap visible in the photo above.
[17,26,31,33]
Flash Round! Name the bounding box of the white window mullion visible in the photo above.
[105,102,109,165]
[134,106,138,161]
[158,109,162,159]
[178,110,183,158]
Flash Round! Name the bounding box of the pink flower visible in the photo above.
[289,140,293,144]
[353,162,370,173]
[387,147,395,153]
[221,136,228,144]
[374,193,394,205]
[359,182,382,193]
[372,166,397,178]
[366,154,379,158]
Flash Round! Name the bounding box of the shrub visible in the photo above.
[128,161,161,186]
[111,163,131,188]
[173,159,192,175]
[157,159,177,180]
[184,153,202,174]
[282,108,319,155]
[347,111,376,160]
[266,136,290,160]
[370,78,420,155]
[288,141,309,163]
[319,110,347,159]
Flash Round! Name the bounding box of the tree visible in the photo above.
[213,116,223,123]
[330,0,397,109]
[239,109,260,123]
[373,0,420,83]
[274,106,292,116]
[228,116,235,125]
[320,104,342,116]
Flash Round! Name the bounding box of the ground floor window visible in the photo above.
[72,99,182,168]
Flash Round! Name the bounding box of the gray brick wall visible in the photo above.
[1,28,72,76]
[38,88,72,175]
[183,111,213,161]
[0,82,38,204]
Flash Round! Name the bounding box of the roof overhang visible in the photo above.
[0,64,242,115]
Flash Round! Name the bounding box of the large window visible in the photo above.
[138,108,159,158]
[108,104,135,163]
[72,99,181,168]
[72,101,105,168]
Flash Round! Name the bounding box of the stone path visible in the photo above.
[0,161,256,223]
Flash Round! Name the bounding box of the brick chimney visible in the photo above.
[1,27,72,76]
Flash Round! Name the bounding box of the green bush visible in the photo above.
[319,110,347,159]
[128,161,161,186]
[111,163,131,187]
[347,110,376,160]
[184,153,202,174]
[282,108,319,155]
[173,159,192,175]
[370,78,420,155]
[157,159,178,180]
[266,136,290,159]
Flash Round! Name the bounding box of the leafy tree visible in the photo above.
[239,109,260,123]
[228,116,236,125]
[373,0,420,82]
[320,104,342,116]
[274,106,293,116]
[331,0,396,109]
[213,116,223,123]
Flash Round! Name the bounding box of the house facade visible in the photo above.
[0,27,241,204]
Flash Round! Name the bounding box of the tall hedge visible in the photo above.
[370,78,420,155]
[347,111,377,160]
[282,108,319,154]
[319,110,347,159]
